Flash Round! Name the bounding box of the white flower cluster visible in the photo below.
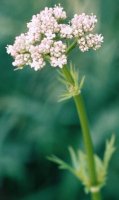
[50,41,67,67]
[71,13,103,52]
[78,34,104,52]
[71,13,97,37]
[7,5,103,71]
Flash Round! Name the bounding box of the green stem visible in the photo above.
[61,66,102,200]
[91,192,102,200]
[66,40,77,54]
[74,95,97,183]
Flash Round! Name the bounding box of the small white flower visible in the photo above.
[45,31,56,40]
[50,41,66,57]
[12,53,31,67]
[60,24,73,38]
[53,4,67,20]
[39,38,53,54]
[78,34,103,52]
[50,54,67,68]
[71,13,97,37]
[30,59,45,71]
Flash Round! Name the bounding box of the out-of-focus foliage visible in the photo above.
[0,0,119,199]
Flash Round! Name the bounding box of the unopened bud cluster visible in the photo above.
[7,4,103,70]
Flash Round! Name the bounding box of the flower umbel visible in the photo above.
[6,4,103,70]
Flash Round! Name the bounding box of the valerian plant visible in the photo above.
[6,4,115,200]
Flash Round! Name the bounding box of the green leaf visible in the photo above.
[47,155,74,174]
[103,134,116,170]
[58,64,85,102]
[77,150,90,187]
[94,155,106,186]
[68,146,79,170]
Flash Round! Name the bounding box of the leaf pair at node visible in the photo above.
[48,135,116,193]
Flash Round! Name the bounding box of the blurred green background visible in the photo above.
[0,0,119,199]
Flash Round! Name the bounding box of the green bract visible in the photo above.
[58,64,85,101]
